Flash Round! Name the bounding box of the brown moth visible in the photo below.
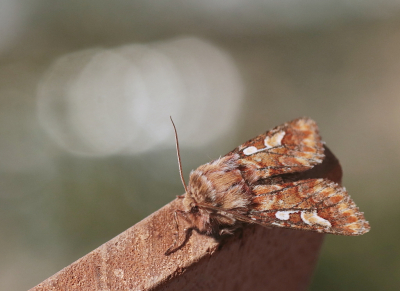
[165,117,370,255]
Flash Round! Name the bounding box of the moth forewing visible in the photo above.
[166,117,370,255]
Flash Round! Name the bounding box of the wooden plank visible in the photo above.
[30,146,341,291]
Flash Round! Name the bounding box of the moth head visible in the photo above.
[182,193,198,213]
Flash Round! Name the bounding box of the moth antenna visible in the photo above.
[170,117,188,194]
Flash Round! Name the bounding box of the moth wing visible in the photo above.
[248,178,370,235]
[231,117,324,182]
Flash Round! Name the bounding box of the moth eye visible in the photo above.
[191,205,199,213]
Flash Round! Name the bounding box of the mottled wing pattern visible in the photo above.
[232,118,324,182]
[249,178,370,235]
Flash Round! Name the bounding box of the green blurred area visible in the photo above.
[0,1,399,290]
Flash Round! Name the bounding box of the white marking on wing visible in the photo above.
[264,130,285,148]
[243,146,258,155]
[301,211,331,227]
[243,131,286,155]
[275,210,298,220]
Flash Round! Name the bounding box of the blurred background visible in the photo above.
[0,0,399,290]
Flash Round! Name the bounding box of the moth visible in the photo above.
[165,117,370,255]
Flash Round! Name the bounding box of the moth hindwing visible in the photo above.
[165,117,370,255]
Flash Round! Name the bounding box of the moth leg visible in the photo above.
[165,210,194,255]
[219,221,246,236]
[218,216,237,236]
[219,228,234,236]
[176,194,186,199]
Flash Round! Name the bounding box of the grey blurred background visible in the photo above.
[0,1,398,290]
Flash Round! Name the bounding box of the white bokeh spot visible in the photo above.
[37,37,244,156]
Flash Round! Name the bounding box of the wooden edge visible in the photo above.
[30,146,341,291]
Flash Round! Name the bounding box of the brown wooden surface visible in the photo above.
[30,146,341,291]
